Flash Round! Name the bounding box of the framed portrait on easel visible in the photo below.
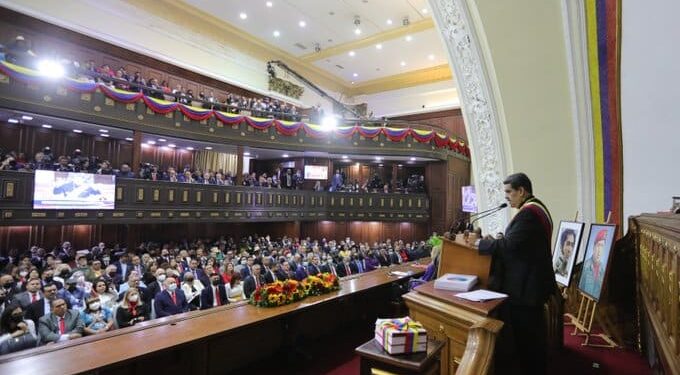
[577,224,617,302]
[551,221,585,287]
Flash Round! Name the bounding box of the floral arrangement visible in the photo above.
[249,272,340,307]
[301,273,340,296]
[268,76,304,99]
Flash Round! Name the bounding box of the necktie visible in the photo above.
[331,265,337,277]
[254,276,260,288]
[271,270,277,282]
[31,293,37,303]
[345,264,351,276]
[58,317,66,334]
[171,292,177,305]
[214,287,221,306]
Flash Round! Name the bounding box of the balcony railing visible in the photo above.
[0,171,430,225]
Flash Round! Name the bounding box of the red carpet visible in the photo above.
[242,324,651,375]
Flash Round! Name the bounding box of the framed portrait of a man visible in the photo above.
[577,224,617,301]
[552,221,585,287]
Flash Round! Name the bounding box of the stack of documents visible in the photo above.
[434,273,478,292]
[455,289,508,302]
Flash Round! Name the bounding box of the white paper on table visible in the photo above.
[455,289,508,302]
[389,271,412,277]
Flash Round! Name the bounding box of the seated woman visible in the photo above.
[221,262,236,285]
[82,296,114,335]
[116,288,150,328]
[225,273,244,302]
[90,279,118,311]
[408,244,442,290]
[0,302,37,354]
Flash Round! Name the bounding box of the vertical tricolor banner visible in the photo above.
[586,0,622,227]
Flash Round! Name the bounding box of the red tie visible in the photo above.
[58,317,66,334]
[214,287,221,306]
[345,264,351,276]
[170,292,177,305]
[31,293,37,303]
[254,276,260,288]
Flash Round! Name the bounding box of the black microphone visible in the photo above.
[469,203,508,217]
[467,203,508,230]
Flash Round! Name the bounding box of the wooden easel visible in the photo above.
[565,211,618,348]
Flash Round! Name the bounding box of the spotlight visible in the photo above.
[41,124,52,129]
[21,115,33,121]
[37,60,65,78]
[205,146,213,150]
[282,154,289,158]
[125,137,134,141]
[147,140,156,145]
[8,119,19,124]
[73,129,83,133]
[168,144,176,148]
[321,115,338,131]
[186,147,194,151]
[244,152,251,156]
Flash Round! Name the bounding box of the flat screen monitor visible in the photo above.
[33,170,116,209]
[304,165,328,180]
[462,185,477,213]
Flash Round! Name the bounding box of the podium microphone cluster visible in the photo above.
[466,203,508,230]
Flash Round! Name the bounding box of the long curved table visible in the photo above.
[0,261,428,374]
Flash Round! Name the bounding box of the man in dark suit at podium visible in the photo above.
[478,173,556,375]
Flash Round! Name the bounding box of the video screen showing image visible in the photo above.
[33,170,116,209]
[304,165,328,180]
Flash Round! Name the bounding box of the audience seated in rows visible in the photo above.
[0,234,432,354]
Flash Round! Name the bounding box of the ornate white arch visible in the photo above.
[429,0,512,234]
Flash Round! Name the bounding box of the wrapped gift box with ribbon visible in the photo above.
[374,317,428,355]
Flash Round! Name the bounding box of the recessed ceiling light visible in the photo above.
[428,54,435,60]
[158,138,166,142]
[386,19,393,25]
[299,20,306,28]
[353,73,358,77]
[73,129,83,133]
[282,154,289,158]
[7,119,19,124]
[405,35,413,42]
[266,1,273,7]
[342,155,348,159]
[99,129,108,133]
[101,134,109,137]
[400,61,406,66]
[205,146,213,150]
[398,164,403,167]
[244,152,251,156]
[354,28,362,35]
[21,115,33,121]
[186,147,194,151]
[375,156,382,161]
[375,43,383,50]
[125,137,134,141]
[348,51,356,57]
[378,164,384,167]
[239,12,248,20]
[422,8,428,14]
[410,157,416,161]
[147,140,156,145]
[41,124,52,129]
[273,30,280,37]
[168,143,176,148]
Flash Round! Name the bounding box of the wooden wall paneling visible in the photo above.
[0,122,21,154]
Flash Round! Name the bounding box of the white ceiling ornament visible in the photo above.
[429,0,510,234]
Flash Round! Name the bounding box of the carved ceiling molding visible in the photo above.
[429,0,509,234]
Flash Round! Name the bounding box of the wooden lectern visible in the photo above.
[403,238,503,375]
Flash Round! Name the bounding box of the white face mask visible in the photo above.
[19,271,28,277]
[128,295,139,303]
[157,274,166,282]
[89,302,101,310]
[167,283,177,292]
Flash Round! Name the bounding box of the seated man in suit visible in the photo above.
[243,264,265,299]
[336,256,359,277]
[306,255,323,276]
[199,273,228,310]
[154,277,188,318]
[262,257,278,284]
[275,261,295,281]
[14,277,43,308]
[147,268,167,300]
[187,259,210,288]
[37,298,84,344]
[24,282,60,327]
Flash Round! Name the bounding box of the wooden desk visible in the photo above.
[0,261,427,375]
[403,283,504,375]
[356,338,445,375]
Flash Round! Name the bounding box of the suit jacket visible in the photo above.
[294,265,309,281]
[114,261,130,281]
[274,269,295,281]
[38,310,84,344]
[263,268,277,284]
[243,274,265,299]
[478,197,556,307]
[306,263,323,276]
[154,289,189,318]
[14,291,42,309]
[147,281,165,300]
[336,262,359,277]
[199,285,228,310]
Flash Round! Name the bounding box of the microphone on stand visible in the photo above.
[466,203,508,230]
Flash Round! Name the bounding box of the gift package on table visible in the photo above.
[374,317,428,355]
